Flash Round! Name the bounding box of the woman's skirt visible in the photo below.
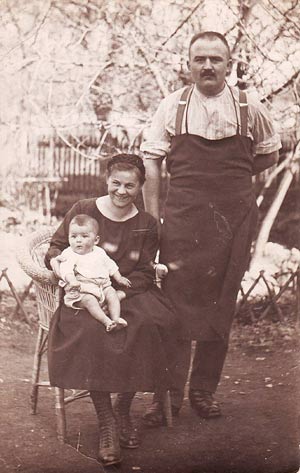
[48,286,178,393]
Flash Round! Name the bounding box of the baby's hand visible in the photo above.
[119,277,132,288]
[69,280,81,292]
[50,254,67,278]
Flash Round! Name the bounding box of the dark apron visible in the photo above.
[160,86,258,341]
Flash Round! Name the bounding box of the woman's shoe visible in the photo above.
[114,393,139,449]
[189,389,221,418]
[97,419,122,466]
[90,391,122,466]
[116,413,139,449]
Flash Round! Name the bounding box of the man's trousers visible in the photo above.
[170,339,228,409]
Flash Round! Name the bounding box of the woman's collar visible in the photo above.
[96,196,139,222]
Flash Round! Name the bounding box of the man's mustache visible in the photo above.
[200,71,215,77]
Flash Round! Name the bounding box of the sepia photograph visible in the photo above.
[0,1,299,472]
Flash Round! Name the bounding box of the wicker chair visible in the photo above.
[17,229,172,443]
[17,228,92,442]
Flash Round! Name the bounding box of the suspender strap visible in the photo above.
[175,86,248,136]
[175,86,193,135]
[239,89,248,137]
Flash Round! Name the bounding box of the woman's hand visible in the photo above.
[155,263,168,280]
[50,255,66,278]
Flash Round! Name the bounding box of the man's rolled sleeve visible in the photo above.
[141,100,170,158]
[250,99,282,156]
[254,133,282,155]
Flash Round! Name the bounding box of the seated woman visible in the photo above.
[45,153,178,467]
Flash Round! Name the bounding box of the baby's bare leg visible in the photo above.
[105,288,128,327]
[78,294,115,331]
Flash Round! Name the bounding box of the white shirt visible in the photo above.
[141,85,281,157]
[59,246,119,281]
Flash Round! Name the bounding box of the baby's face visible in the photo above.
[68,223,99,255]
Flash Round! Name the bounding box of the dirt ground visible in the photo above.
[0,295,300,473]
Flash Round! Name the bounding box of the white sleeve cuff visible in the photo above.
[140,142,168,158]
[254,133,282,155]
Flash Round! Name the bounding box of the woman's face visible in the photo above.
[106,168,142,209]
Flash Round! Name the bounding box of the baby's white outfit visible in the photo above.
[59,246,119,309]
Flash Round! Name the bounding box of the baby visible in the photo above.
[58,214,131,332]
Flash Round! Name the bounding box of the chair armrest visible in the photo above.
[16,231,58,286]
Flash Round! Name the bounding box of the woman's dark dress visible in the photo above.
[46,199,177,393]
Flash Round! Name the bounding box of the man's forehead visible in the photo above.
[190,38,229,57]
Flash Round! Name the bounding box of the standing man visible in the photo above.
[141,31,281,423]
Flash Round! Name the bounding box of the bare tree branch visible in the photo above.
[223,0,278,62]
[1,2,52,61]
[262,69,300,102]
[128,26,169,98]
[161,0,205,47]
[251,144,300,266]
[74,62,113,108]
[256,152,296,207]
[266,0,300,35]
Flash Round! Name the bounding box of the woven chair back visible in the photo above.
[18,229,60,331]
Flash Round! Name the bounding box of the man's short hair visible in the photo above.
[189,31,231,58]
[69,214,99,234]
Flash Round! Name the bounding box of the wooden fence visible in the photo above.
[20,127,299,223]
[22,127,143,218]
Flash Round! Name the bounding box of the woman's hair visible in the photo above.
[69,214,99,234]
[107,153,146,184]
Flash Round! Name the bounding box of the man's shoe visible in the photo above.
[189,389,221,418]
[171,405,180,417]
[143,401,180,428]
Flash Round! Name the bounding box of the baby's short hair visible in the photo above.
[69,214,99,234]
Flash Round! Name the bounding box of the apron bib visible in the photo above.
[160,86,258,340]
